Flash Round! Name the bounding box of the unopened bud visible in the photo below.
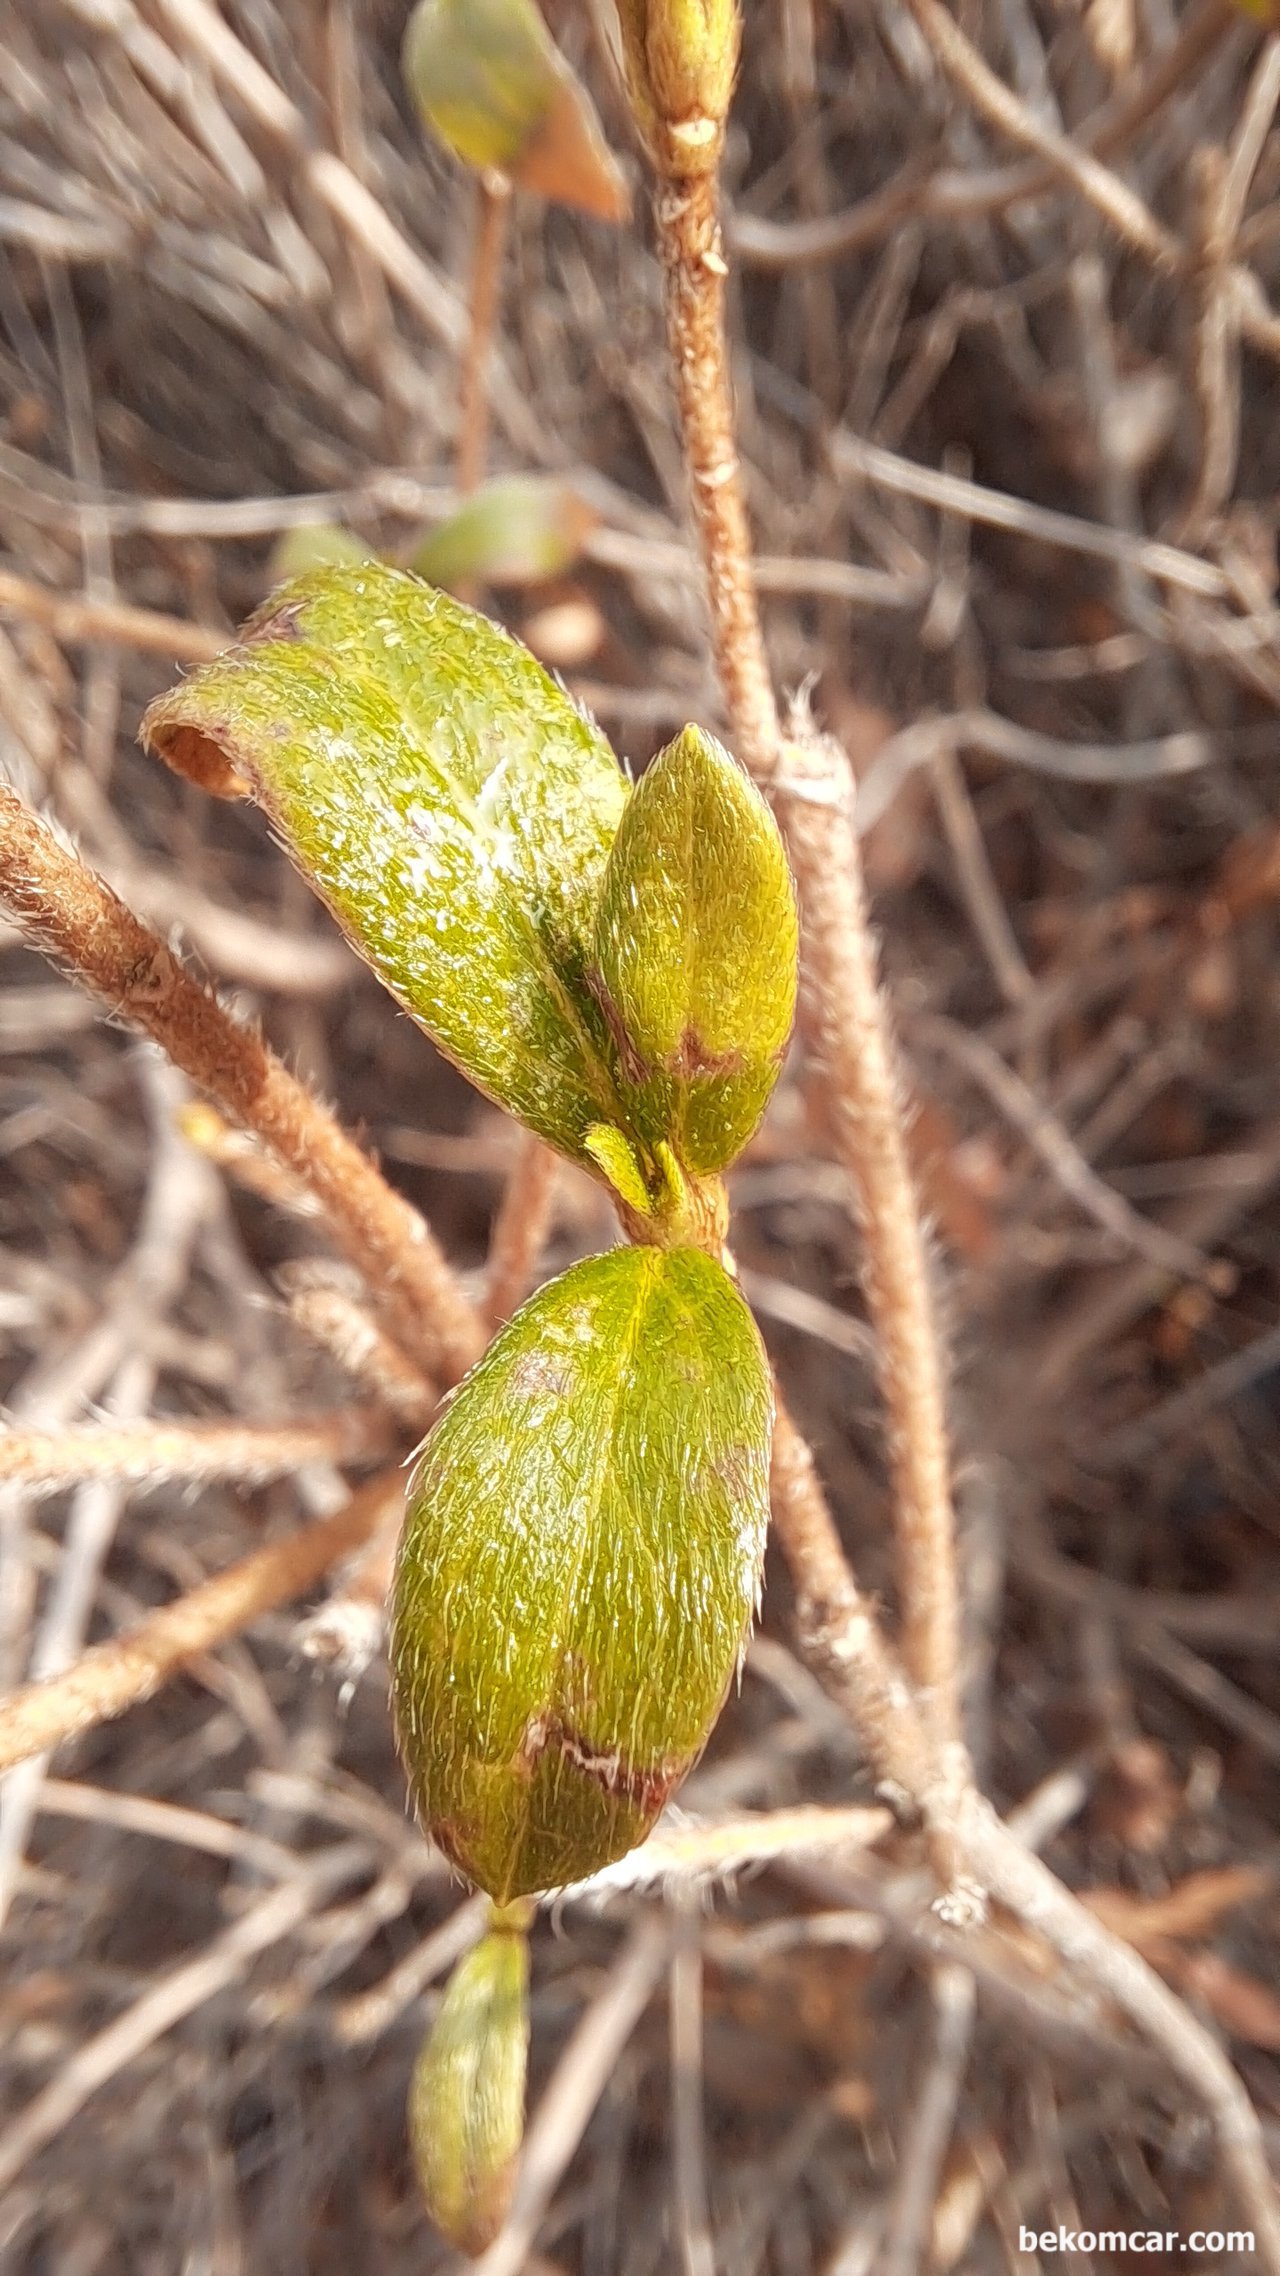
[269,524,375,581]
[614,0,740,177]
[410,476,597,590]
[405,0,629,221]
[391,1243,771,1902]
[408,1905,531,2254]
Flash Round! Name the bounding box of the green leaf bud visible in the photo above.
[268,524,377,581]
[404,0,629,221]
[140,562,631,1171]
[409,476,598,591]
[613,0,740,176]
[591,723,798,1175]
[391,1243,772,1900]
[408,1903,532,2254]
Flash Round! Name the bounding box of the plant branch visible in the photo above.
[655,171,780,775]
[0,787,484,1386]
[0,1471,404,1776]
[773,734,964,1754]
[483,1132,559,1327]
[651,160,964,1758]
[0,1410,394,1499]
[768,1405,1280,2262]
[0,568,225,663]
[285,1279,439,1427]
[644,86,1280,2250]
[457,172,512,497]
[767,1400,958,1839]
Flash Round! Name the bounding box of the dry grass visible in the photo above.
[3,1,1280,2270]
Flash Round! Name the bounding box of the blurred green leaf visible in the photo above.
[268,524,376,580]
[409,1906,530,2254]
[404,0,629,220]
[391,1243,772,1900]
[410,476,598,591]
[592,724,798,1174]
[141,562,631,1167]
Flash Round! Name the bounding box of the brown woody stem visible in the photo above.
[0,788,484,1387]
[774,733,964,1759]
[0,1472,404,1776]
[457,173,512,498]
[0,1410,393,1498]
[652,165,964,1759]
[484,1133,559,1327]
[655,171,780,776]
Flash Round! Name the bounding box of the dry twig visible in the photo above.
[0,787,484,1385]
[0,1409,394,1497]
[0,1470,404,1776]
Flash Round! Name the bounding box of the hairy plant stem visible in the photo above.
[0,1410,392,1496]
[0,1471,404,1775]
[0,788,484,1386]
[484,1133,560,1327]
[646,138,1280,2255]
[655,173,781,775]
[653,167,964,1761]
[457,172,511,498]
[774,733,964,1762]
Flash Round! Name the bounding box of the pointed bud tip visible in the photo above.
[404,0,628,218]
[409,1919,530,2254]
[614,0,740,176]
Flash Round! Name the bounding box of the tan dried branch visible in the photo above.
[297,1475,409,1680]
[768,1409,1280,2262]
[0,1470,404,1777]
[0,787,484,1386]
[0,568,225,663]
[483,1132,560,1327]
[286,1280,439,1429]
[0,1842,369,2198]
[772,735,964,1757]
[0,1409,394,1498]
[654,170,781,776]
[457,174,512,498]
[647,66,965,1768]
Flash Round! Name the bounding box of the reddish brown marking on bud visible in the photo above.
[585,965,651,1085]
[519,1712,679,1816]
[243,597,307,647]
[424,1816,478,1884]
[670,1023,744,1080]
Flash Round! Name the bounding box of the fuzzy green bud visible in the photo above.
[405,0,629,220]
[409,1905,531,2254]
[268,524,376,581]
[391,1244,772,1901]
[409,476,598,591]
[613,0,740,176]
[591,724,798,1176]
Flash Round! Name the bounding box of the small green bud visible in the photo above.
[613,0,740,176]
[141,563,631,1171]
[391,1243,772,1900]
[409,1904,531,2254]
[409,476,598,591]
[583,1121,653,1221]
[405,0,629,221]
[268,524,376,581]
[591,724,798,1175]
